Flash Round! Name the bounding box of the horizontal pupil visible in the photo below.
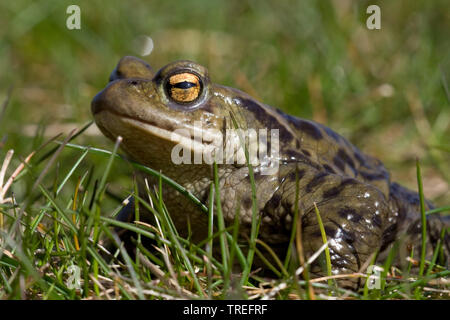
[172,81,196,89]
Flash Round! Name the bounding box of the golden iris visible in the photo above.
[166,72,202,103]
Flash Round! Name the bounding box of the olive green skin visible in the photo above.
[92,56,448,286]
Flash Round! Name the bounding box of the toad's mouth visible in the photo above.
[121,116,210,154]
[93,109,225,162]
[93,107,267,168]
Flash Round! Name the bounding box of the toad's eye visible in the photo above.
[165,72,202,103]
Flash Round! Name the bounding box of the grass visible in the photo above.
[0,121,448,300]
[0,0,449,300]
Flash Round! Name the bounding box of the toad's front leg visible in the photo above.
[263,163,391,287]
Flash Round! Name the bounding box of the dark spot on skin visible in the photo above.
[311,230,322,238]
[266,193,282,211]
[305,172,328,193]
[324,226,337,237]
[322,177,359,199]
[337,148,355,169]
[329,256,349,269]
[328,218,360,270]
[278,128,295,143]
[301,149,311,157]
[287,169,306,182]
[200,190,209,204]
[240,98,269,120]
[291,118,323,140]
[381,223,398,251]
[353,151,366,166]
[333,156,346,172]
[253,172,265,181]
[283,202,295,217]
[349,165,358,177]
[389,183,421,216]
[372,215,382,229]
[310,162,323,171]
[240,98,295,142]
[281,152,322,171]
[285,150,305,160]
[406,220,421,235]
[349,213,362,224]
[337,207,362,223]
[323,164,336,174]
[323,185,342,199]
[237,97,262,112]
[342,230,355,244]
[337,206,354,218]
[360,171,388,181]
[242,196,253,210]
[201,101,215,114]
[339,177,359,188]
[324,126,341,142]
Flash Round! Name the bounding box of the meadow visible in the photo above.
[0,0,448,299]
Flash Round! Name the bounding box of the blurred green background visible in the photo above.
[0,0,449,207]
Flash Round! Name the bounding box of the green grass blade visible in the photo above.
[284,166,301,270]
[213,162,229,276]
[416,159,427,277]
[313,202,333,290]
[62,142,209,213]
[228,112,260,287]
